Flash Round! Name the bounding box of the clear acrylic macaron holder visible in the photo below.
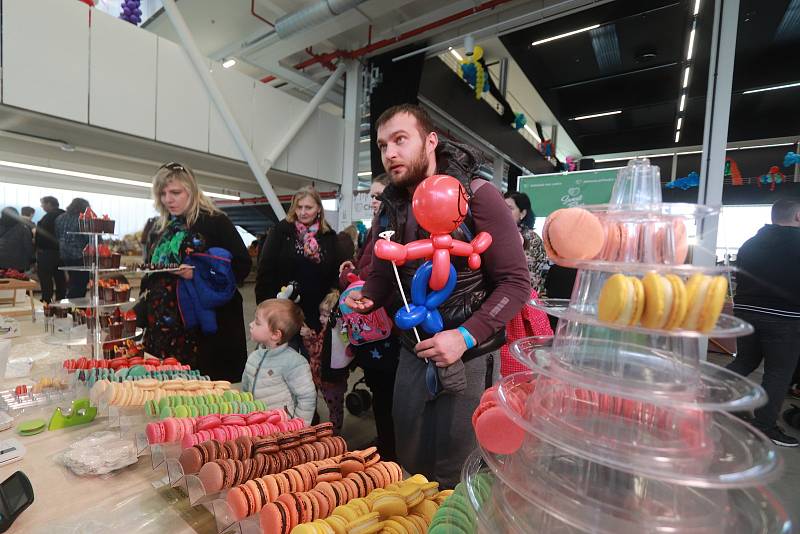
[462,158,796,533]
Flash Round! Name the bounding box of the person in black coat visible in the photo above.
[35,196,66,302]
[0,207,34,272]
[255,187,339,332]
[140,162,251,382]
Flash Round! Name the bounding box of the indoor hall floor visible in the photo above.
[6,282,799,519]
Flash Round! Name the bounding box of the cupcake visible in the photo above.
[83,244,95,267]
[123,310,137,336]
[102,214,115,234]
[114,284,130,303]
[98,244,112,269]
[82,207,98,232]
[103,342,115,359]
[99,311,111,329]
[111,253,122,268]
[108,322,123,340]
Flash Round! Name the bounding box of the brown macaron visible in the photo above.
[340,453,365,476]
[314,422,334,438]
[359,446,379,467]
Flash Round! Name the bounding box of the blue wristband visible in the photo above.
[457,326,476,350]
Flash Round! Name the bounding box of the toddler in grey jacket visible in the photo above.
[242,299,316,424]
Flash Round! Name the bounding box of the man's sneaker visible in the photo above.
[763,426,799,447]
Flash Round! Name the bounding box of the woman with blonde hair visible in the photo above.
[139,162,251,381]
[255,186,339,337]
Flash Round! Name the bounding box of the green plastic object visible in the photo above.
[16,419,47,436]
[48,398,97,430]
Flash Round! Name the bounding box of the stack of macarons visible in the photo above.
[224,446,382,519]
[145,410,297,445]
[284,473,446,534]
[542,207,690,265]
[179,423,339,474]
[255,462,414,534]
[63,355,188,372]
[180,414,305,449]
[472,381,528,455]
[77,367,206,387]
[598,272,727,332]
[89,378,232,407]
[144,390,265,419]
[428,476,490,534]
[489,372,706,450]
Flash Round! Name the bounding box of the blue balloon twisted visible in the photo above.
[784,152,800,168]
[395,261,457,334]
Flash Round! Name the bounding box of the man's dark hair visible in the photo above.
[20,206,35,217]
[771,198,800,224]
[40,196,59,209]
[375,104,435,140]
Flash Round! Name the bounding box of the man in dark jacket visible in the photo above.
[345,104,529,487]
[727,198,800,447]
[35,196,66,302]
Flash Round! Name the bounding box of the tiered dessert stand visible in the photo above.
[464,158,795,533]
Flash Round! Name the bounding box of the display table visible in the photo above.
[0,278,36,320]
[0,417,217,533]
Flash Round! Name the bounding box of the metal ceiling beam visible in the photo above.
[162,0,286,218]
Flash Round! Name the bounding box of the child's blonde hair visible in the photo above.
[319,290,341,314]
[257,299,305,344]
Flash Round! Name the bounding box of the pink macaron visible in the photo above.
[246,412,267,425]
[146,422,165,444]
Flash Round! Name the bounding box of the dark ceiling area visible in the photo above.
[500,0,800,156]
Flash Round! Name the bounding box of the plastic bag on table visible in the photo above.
[55,431,138,476]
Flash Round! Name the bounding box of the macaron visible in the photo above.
[372,491,407,519]
[259,501,294,534]
[411,498,439,524]
[597,273,645,326]
[681,274,728,332]
[542,207,605,262]
[345,512,381,534]
[198,461,225,493]
[227,484,258,520]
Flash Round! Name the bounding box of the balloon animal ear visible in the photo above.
[276,282,301,303]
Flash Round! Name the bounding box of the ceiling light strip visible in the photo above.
[571,110,622,121]
[0,159,239,200]
[679,94,686,112]
[693,0,701,16]
[686,25,696,60]
[532,24,600,46]
[683,67,690,88]
[742,81,800,94]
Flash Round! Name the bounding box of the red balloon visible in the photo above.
[412,175,469,235]
[374,240,407,263]
[430,249,452,291]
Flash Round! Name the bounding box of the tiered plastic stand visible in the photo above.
[464,158,796,533]
[49,230,140,358]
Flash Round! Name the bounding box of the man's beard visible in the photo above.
[388,146,429,188]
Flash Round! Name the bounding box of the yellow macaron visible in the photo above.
[663,274,688,329]
[372,492,407,520]
[682,274,728,332]
[345,512,382,534]
[597,273,644,326]
[410,499,438,524]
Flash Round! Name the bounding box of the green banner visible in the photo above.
[517,168,621,217]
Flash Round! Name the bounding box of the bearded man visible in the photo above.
[345,104,529,487]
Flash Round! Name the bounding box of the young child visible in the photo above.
[242,299,316,425]
[301,290,349,435]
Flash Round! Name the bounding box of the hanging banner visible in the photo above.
[517,168,621,217]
